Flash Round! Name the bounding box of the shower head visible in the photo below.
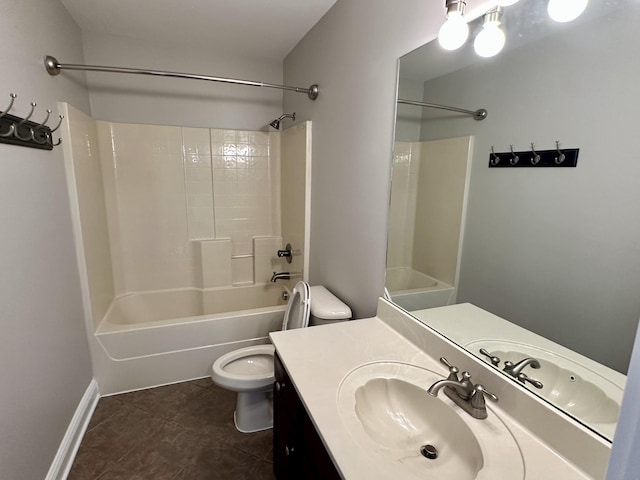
[269,112,296,130]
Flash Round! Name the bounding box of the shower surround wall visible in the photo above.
[62,103,311,393]
[386,137,472,309]
[96,122,280,294]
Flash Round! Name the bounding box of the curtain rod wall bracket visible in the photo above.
[44,55,319,101]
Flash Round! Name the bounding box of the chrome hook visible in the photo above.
[31,109,53,144]
[530,143,541,165]
[490,146,500,166]
[50,114,64,146]
[554,141,565,164]
[50,114,64,133]
[16,102,36,126]
[0,93,17,119]
[14,102,37,141]
[509,144,520,166]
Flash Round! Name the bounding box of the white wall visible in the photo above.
[81,31,286,131]
[0,1,93,478]
[282,0,493,317]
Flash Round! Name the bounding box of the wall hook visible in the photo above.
[0,93,17,120]
[14,102,37,141]
[530,143,541,165]
[490,146,500,165]
[509,144,520,165]
[31,109,53,144]
[554,140,566,164]
[50,114,64,133]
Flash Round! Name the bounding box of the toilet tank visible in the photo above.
[309,286,352,326]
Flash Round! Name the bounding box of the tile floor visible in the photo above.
[68,379,274,480]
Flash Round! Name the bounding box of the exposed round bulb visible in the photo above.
[496,0,520,6]
[438,12,469,51]
[474,20,506,57]
[547,0,588,23]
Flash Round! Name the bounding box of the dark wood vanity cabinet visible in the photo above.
[273,352,341,480]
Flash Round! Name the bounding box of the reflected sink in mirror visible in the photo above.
[337,361,524,480]
[468,340,623,439]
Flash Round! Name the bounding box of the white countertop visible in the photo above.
[270,303,605,479]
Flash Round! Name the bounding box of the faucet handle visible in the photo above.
[479,348,501,367]
[439,357,460,381]
[517,372,544,389]
[470,384,498,410]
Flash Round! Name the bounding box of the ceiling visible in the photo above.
[60,0,338,61]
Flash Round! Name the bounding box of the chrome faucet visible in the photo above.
[503,357,540,377]
[270,271,301,283]
[427,357,498,420]
[503,357,543,389]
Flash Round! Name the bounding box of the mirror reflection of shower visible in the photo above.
[270,112,295,129]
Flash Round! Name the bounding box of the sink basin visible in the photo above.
[337,362,524,480]
[468,340,623,438]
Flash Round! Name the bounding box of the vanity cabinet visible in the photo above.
[273,352,341,480]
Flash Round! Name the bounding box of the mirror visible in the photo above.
[387,0,640,441]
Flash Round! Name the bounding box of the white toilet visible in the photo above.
[211,281,352,433]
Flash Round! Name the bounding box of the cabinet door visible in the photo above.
[273,352,342,480]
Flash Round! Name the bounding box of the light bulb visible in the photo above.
[496,0,520,6]
[438,11,469,50]
[474,19,506,57]
[547,0,588,23]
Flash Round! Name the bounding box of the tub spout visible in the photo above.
[270,271,301,283]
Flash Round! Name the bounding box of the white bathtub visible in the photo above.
[93,284,287,394]
[386,267,455,311]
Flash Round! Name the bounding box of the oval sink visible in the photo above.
[468,340,623,438]
[337,362,524,480]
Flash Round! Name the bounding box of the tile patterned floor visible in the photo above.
[68,379,275,480]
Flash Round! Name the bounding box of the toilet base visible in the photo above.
[233,389,273,433]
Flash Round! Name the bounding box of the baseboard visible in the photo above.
[45,379,100,480]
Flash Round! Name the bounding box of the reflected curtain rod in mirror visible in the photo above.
[43,55,319,100]
[397,98,487,120]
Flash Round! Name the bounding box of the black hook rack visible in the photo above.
[488,141,578,168]
[0,93,62,151]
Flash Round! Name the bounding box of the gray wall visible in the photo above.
[0,1,93,478]
[283,0,493,317]
[81,31,285,131]
[416,7,640,373]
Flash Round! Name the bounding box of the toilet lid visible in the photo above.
[282,281,311,330]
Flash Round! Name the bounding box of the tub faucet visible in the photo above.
[270,271,301,283]
[427,357,498,420]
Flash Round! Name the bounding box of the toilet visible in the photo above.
[211,281,352,433]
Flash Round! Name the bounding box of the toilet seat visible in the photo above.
[212,344,275,392]
[282,281,311,330]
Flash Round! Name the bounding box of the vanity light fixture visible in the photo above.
[438,0,469,51]
[474,7,506,58]
[547,0,588,23]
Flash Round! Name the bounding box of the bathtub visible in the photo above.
[93,284,287,394]
[386,267,455,311]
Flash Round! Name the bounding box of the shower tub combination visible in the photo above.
[93,284,287,394]
[385,266,455,311]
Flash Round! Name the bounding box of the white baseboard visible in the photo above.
[45,379,100,480]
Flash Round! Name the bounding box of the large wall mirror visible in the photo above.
[387,0,640,442]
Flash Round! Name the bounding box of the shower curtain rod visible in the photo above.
[397,98,487,121]
[43,55,319,100]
